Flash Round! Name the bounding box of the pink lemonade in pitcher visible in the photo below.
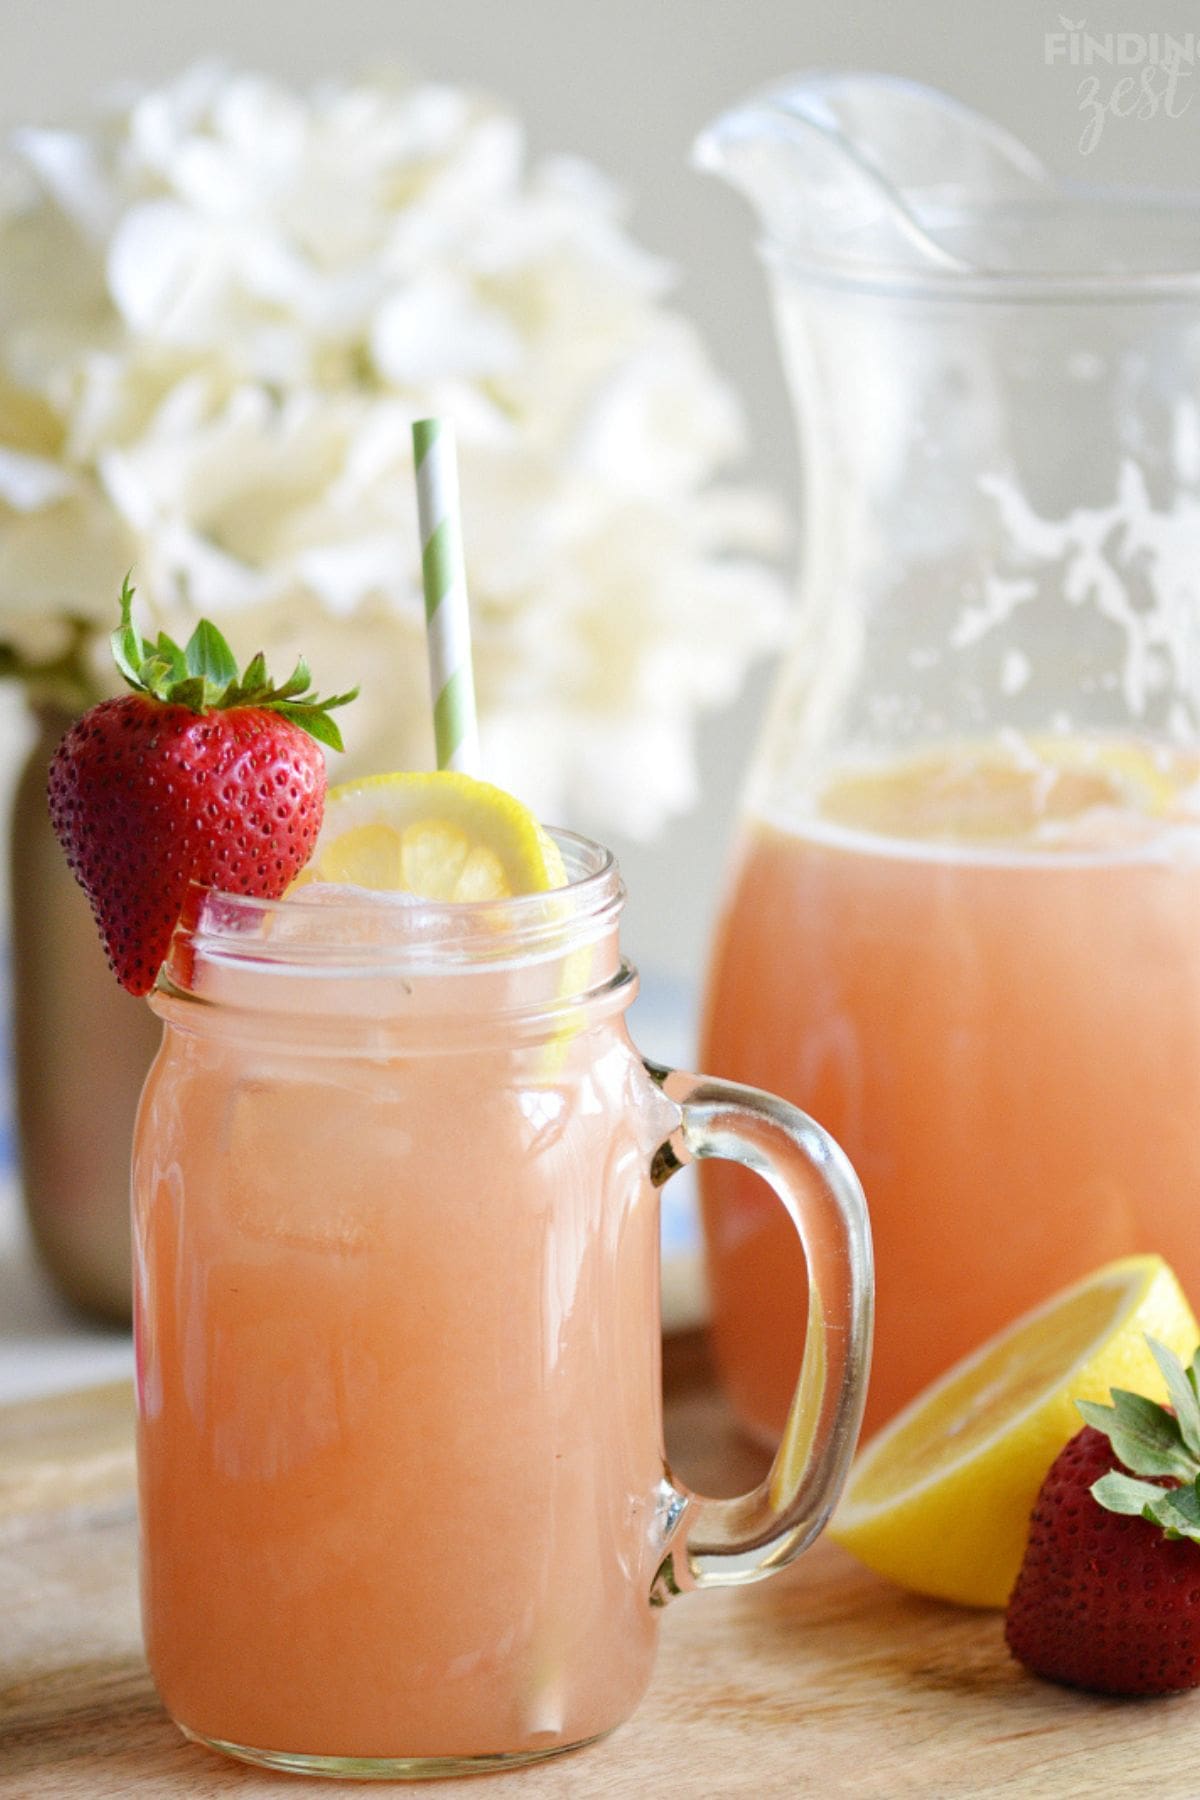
[702,736,1200,1442]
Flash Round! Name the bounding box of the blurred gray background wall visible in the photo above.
[2,0,1198,1001]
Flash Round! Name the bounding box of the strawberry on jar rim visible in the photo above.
[47,580,357,996]
[1005,1336,1200,1697]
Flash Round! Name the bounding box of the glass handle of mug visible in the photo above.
[647,1064,873,1599]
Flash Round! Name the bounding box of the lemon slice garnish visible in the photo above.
[830,1255,1198,1607]
[292,771,566,900]
[820,736,1200,846]
[1027,734,1188,818]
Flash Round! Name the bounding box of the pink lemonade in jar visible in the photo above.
[133,826,872,1777]
[701,737,1200,1442]
[133,875,675,1766]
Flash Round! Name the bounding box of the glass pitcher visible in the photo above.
[696,73,1200,1443]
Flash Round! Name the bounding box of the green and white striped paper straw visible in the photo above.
[412,418,481,775]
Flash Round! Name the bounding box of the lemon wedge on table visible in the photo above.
[291,771,567,899]
[830,1255,1198,1608]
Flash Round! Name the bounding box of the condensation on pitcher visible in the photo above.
[998,649,1031,696]
[970,459,1200,723]
[949,573,1037,652]
[1175,396,1200,485]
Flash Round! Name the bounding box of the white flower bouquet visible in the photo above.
[0,64,786,837]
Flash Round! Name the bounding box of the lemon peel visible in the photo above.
[291,771,566,900]
[831,1255,1199,1607]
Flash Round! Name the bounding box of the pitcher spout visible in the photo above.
[693,71,1051,284]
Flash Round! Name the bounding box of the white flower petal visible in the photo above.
[151,517,274,613]
[11,129,117,240]
[106,200,208,334]
[290,537,412,616]
[0,487,133,621]
[0,447,76,510]
[126,62,233,175]
[372,277,522,385]
[571,321,745,496]
[97,446,156,533]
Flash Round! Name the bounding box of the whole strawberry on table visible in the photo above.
[47,581,356,996]
[1006,1337,1200,1697]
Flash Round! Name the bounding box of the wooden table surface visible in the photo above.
[4,1336,1200,1799]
